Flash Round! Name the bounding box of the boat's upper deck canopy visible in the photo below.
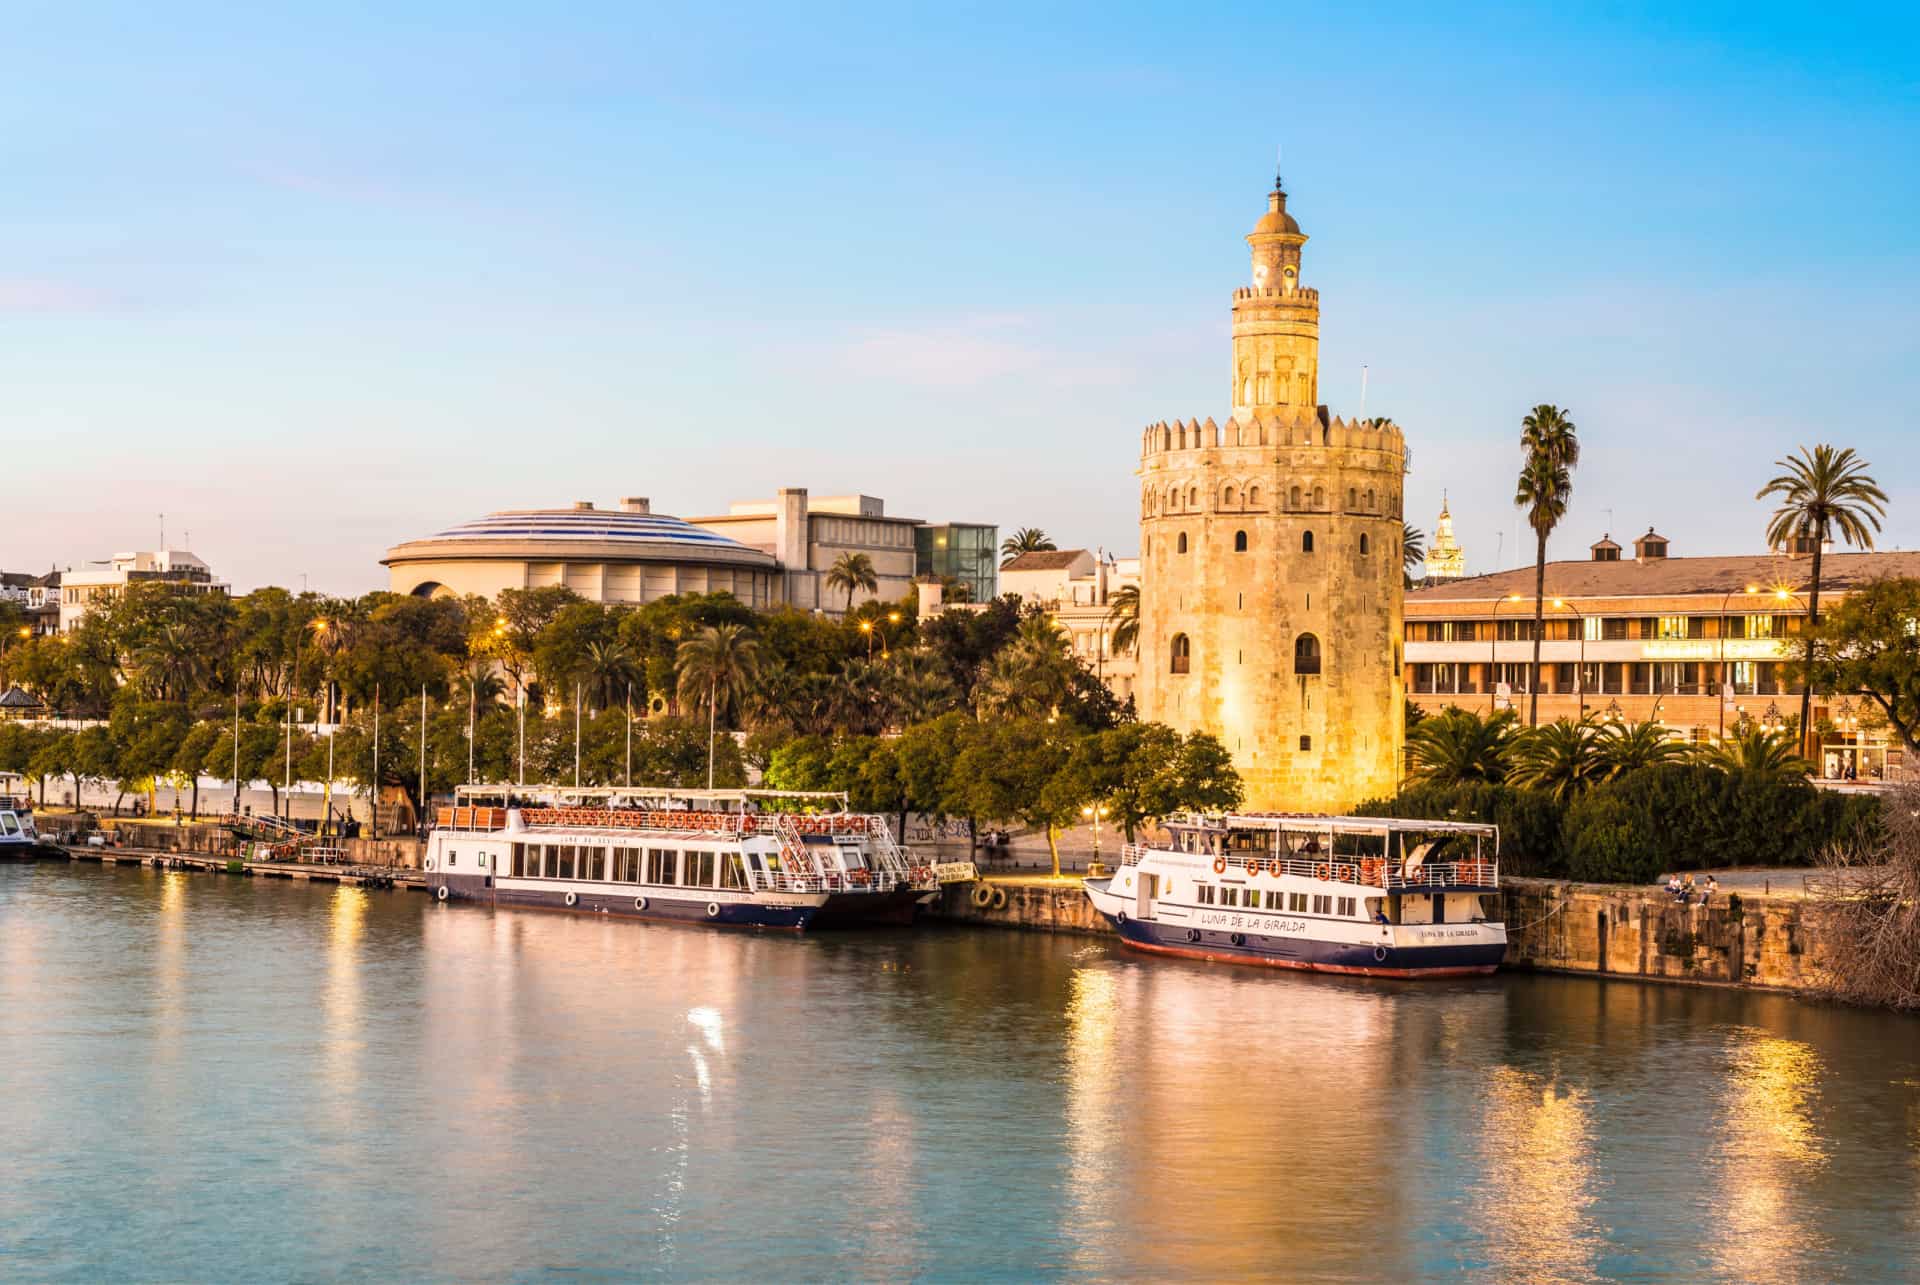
[1148,812,1501,891]
[454,784,853,812]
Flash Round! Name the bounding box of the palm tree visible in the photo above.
[1000,527,1056,561]
[456,658,506,707]
[1506,717,1602,800]
[1406,708,1520,787]
[975,617,1077,719]
[1105,583,1140,656]
[886,650,961,724]
[1515,405,1579,727]
[675,623,762,789]
[1402,523,1426,589]
[577,638,644,712]
[1757,445,1887,758]
[1591,718,1689,781]
[825,551,879,614]
[1700,727,1812,776]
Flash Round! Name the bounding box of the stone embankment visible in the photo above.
[931,874,1836,995]
[40,817,425,869]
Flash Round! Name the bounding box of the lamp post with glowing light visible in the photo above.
[1082,801,1107,872]
[1549,598,1587,718]
[1488,593,1524,713]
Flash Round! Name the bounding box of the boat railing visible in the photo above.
[1118,844,1498,889]
[0,794,31,812]
[863,815,922,884]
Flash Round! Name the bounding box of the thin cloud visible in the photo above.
[0,278,126,313]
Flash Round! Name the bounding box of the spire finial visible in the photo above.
[1274,143,1285,195]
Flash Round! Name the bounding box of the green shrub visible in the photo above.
[1564,791,1662,884]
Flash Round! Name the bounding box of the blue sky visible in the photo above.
[4,2,1916,592]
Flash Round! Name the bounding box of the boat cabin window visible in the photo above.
[647,848,677,884]
[1196,885,1216,905]
[1227,829,1267,853]
[1220,887,1238,907]
[686,851,716,888]
[1263,890,1282,910]
[612,846,642,882]
[447,850,457,867]
[1368,897,1393,924]
[1288,892,1307,912]
[1312,894,1331,915]
[1337,896,1357,917]
[0,814,19,837]
[720,854,744,889]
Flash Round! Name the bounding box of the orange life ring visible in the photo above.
[1212,856,1227,875]
[1268,858,1285,877]
[1361,858,1384,884]
[1315,863,1331,881]
[1338,864,1355,884]
[741,814,757,833]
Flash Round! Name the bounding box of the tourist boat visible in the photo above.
[424,785,938,930]
[0,793,54,861]
[1082,814,1506,977]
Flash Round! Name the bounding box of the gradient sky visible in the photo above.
[4,2,1917,593]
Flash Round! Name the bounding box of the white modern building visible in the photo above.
[59,551,227,631]
[999,548,1140,703]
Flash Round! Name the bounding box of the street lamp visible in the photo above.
[1488,593,1524,714]
[1550,598,1587,718]
[858,619,876,660]
[1717,585,1759,743]
[1082,802,1107,869]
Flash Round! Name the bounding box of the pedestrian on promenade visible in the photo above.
[1666,873,1683,899]
[1681,873,1697,905]
[1701,875,1718,908]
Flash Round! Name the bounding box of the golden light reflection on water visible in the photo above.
[151,872,188,1069]
[1063,965,1121,1276]
[1712,1030,1829,1281]
[1472,1066,1600,1284]
[323,887,366,1101]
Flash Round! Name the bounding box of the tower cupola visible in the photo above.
[1247,170,1307,292]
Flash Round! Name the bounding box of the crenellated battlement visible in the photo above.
[1232,285,1319,304]
[1140,411,1405,461]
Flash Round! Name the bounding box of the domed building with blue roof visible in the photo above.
[382,498,782,608]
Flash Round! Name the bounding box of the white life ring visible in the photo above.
[564,891,578,908]
[424,857,435,871]
[634,896,648,912]
[706,902,721,919]
[435,885,449,901]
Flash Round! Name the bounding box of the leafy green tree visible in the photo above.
[949,717,1081,876]
[1406,708,1519,787]
[1563,791,1661,884]
[170,722,222,818]
[1797,575,1920,756]
[1757,444,1887,753]
[825,551,879,614]
[1515,404,1579,726]
[27,729,70,807]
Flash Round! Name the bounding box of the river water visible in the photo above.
[2,864,1917,1283]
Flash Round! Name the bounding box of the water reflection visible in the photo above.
[1712,1029,1830,1281]
[1471,1067,1599,1284]
[1063,966,1121,1277]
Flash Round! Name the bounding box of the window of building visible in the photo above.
[1170,634,1192,674]
[1294,633,1321,675]
[1299,734,1312,751]
[1248,486,1261,505]
[1234,530,1248,552]
[1748,614,1774,639]
[1359,533,1370,555]
[1223,486,1237,506]
[1312,486,1326,508]
[1302,530,1314,553]
[1177,532,1189,554]
[1600,616,1628,641]
[1289,486,1302,508]
[1347,487,1358,509]
[1187,486,1198,506]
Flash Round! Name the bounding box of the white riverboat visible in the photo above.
[0,793,54,860]
[425,785,938,931]
[1083,813,1506,977]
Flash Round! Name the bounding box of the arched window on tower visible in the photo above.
[1348,487,1358,509]
[1312,486,1325,509]
[1302,530,1315,554]
[1248,485,1261,505]
[1359,533,1370,555]
[1364,487,1375,510]
[1294,633,1322,676]
[1234,530,1248,552]
[1187,486,1198,507]
[1170,634,1192,675]
[1177,532,1189,554]
[1256,373,1270,402]
[1222,486,1237,507]
[1289,485,1302,508]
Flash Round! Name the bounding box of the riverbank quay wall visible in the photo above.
[932,877,1838,994]
[37,817,425,868]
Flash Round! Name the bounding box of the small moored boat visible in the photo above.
[425,785,937,931]
[1083,813,1506,977]
[0,794,56,862]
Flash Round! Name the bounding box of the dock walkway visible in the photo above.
[46,844,425,890]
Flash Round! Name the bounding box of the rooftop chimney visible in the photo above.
[1591,534,1622,562]
[573,500,595,511]
[1633,527,1669,561]
[621,497,651,514]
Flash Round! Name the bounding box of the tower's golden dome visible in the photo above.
[1251,188,1302,237]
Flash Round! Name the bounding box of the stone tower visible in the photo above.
[1135,173,1406,813]
[1425,493,1466,581]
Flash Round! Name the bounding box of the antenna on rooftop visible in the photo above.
[159,513,165,549]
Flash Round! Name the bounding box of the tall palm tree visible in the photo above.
[1000,527,1056,561]
[974,617,1077,720]
[1405,708,1519,787]
[824,551,879,614]
[1757,445,1887,757]
[675,623,762,790]
[1402,523,1426,589]
[1515,405,1579,727]
[1105,583,1140,656]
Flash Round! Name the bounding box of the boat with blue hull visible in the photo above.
[1084,814,1506,978]
[425,785,937,931]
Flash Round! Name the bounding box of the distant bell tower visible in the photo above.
[1233,168,1319,418]
[1425,494,1466,581]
